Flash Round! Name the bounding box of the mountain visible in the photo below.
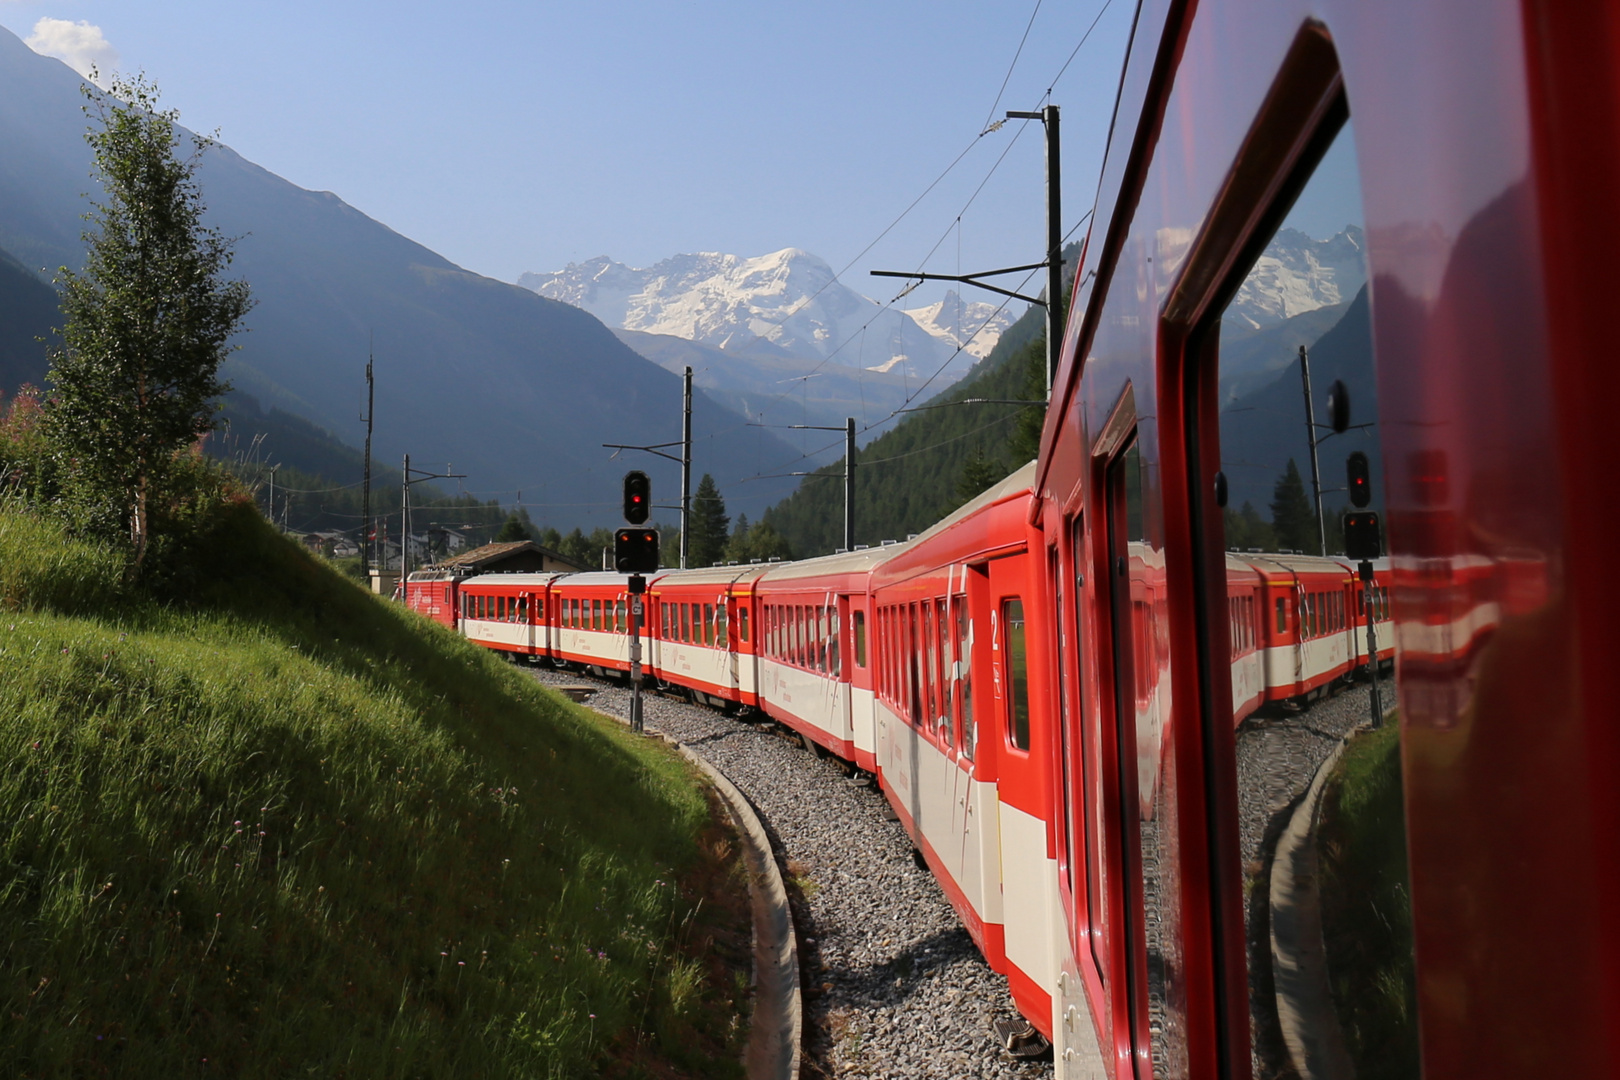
[1224,226,1366,331]
[613,329,921,451]
[1218,282,1379,520]
[1217,298,1350,407]
[759,241,1081,558]
[0,244,58,395]
[901,290,1014,360]
[0,26,801,527]
[518,249,981,384]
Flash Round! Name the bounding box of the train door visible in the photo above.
[1105,432,1187,1079]
[1183,95,1415,1079]
[989,550,1052,1009]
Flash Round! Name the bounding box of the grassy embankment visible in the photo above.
[0,499,747,1078]
[1316,720,1420,1078]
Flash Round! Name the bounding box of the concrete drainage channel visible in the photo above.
[585,699,802,1080]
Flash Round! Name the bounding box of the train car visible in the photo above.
[753,548,894,769]
[869,463,1053,1026]
[403,569,462,629]
[1245,554,1357,702]
[648,565,770,711]
[458,573,558,658]
[1224,556,1266,724]
[1030,2,1619,1076]
[549,572,647,677]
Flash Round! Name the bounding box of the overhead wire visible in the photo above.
[617,0,1122,498]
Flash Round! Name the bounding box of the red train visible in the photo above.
[404,0,1620,1074]
[405,473,1394,1062]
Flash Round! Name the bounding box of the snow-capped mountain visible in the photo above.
[901,290,1014,360]
[517,248,979,381]
[1224,226,1366,331]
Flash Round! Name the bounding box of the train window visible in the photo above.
[907,604,923,727]
[853,610,866,668]
[717,604,728,649]
[700,604,711,646]
[941,600,956,746]
[921,601,938,738]
[829,608,840,678]
[1002,598,1030,751]
[1195,111,1416,1079]
[955,600,973,760]
[822,608,832,675]
[737,607,748,644]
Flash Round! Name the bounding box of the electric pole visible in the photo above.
[870,105,1064,400]
[681,366,692,570]
[360,343,374,577]
[1299,345,1327,555]
[1008,105,1063,397]
[845,417,856,553]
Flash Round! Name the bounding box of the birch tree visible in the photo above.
[47,72,251,571]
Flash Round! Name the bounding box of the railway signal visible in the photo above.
[618,472,659,733]
[614,528,660,574]
[1347,451,1372,508]
[622,470,651,525]
[1344,506,1385,727]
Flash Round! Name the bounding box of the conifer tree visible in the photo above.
[1270,459,1319,553]
[495,514,530,543]
[46,74,252,571]
[688,474,730,567]
[956,448,1005,502]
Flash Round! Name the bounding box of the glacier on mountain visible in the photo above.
[1224,226,1366,330]
[518,248,1000,382]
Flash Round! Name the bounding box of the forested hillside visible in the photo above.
[762,243,1078,557]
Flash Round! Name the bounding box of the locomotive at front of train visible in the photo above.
[1032,1,1615,1078]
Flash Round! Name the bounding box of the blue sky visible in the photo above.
[0,0,1139,310]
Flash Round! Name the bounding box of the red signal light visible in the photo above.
[623,471,651,524]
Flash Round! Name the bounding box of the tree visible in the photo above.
[1007,333,1047,466]
[687,474,730,567]
[956,447,1005,503]
[1270,459,1319,554]
[1224,500,1275,552]
[494,513,530,543]
[46,74,252,571]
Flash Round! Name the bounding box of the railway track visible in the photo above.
[526,664,1051,1079]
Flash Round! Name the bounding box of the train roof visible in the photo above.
[651,564,774,588]
[904,460,1037,550]
[460,572,566,588]
[547,572,642,589]
[753,542,911,584]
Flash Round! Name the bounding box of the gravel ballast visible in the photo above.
[529,662,1385,1078]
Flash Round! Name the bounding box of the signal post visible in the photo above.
[1343,450,1384,727]
[617,471,660,733]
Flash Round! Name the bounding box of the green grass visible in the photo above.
[0,498,735,1077]
[1317,719,1421,1079]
